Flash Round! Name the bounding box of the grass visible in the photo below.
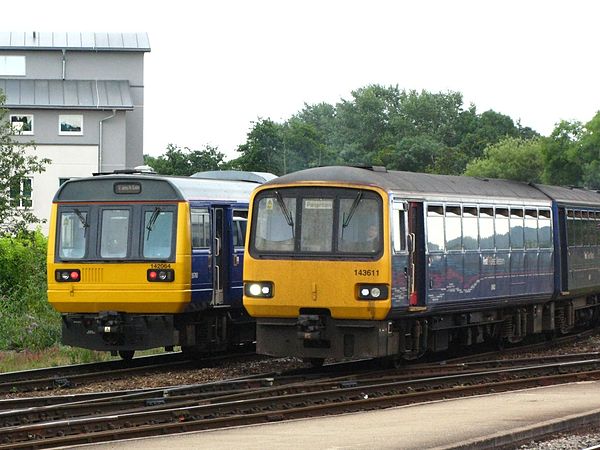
[0,346,173,373]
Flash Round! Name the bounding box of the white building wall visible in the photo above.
[28,144,97,233]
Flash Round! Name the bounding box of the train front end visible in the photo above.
[47,176,191,355]
[243,181,397,364]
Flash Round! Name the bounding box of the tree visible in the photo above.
[464,137,544,182]
[144,144,226,176]
[229,119,285,175]
[0,92,49,234]
[540,120,584,187]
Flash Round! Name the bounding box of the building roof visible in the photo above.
[0,79,133,110]
[0,32,150,52]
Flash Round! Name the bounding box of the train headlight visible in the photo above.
[55,269,81,282]
[245,281,274,298]
[357,284,388,300]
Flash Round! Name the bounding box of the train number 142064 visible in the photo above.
[354,269,380,277]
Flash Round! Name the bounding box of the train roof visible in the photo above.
[265,166,549,203]
[53,173,262,203]
[264,166,600,208]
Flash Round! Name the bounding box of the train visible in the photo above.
[242,165,600,366]
[47,169,274,359]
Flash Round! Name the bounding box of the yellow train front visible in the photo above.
[48,171,264,359]
[243,167,397,365]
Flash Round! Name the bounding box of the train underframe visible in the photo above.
[61,308,255,360]
[255,294,600,366]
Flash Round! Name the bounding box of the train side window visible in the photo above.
[191,208,210,248]
[100,209,130,258]
[445,205,462,251]
[427,205,445,252]
[392,202,406,253]
[463,206,478,250]
[233,210,248,248]
[58,209,88,259]
[495,208,510,250]
[479,207,494,250]
[574,210,583,246]
[538,209,552,249]
[567,210,576,246]
[510,208,524,249]
[524,209,538,249]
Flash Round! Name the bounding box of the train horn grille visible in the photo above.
[82,267,104,283]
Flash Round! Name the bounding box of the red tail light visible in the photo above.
[409,291,418,306]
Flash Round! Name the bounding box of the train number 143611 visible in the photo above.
[354,269,380,277]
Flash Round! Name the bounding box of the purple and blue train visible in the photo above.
[243,166,600,365]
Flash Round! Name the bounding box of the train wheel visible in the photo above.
[118,350,135,361]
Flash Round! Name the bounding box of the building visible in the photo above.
[0,31,150,232]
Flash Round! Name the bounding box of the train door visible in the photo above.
[229,209,248,306]
[391,200,410,308]
[212,207,226,305]
[409,201,427,308]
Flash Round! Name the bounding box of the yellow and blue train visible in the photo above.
[47,169,273,359]
[243,166,600,365]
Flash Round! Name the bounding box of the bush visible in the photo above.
[0,231,61,350]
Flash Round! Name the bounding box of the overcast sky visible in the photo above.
[7,0,600,160]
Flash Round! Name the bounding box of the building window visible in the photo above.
[9,178,32,208]
[10,115,33,135]
[59,114,83,135]
[0,55,25,76]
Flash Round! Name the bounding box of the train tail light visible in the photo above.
[147,269,175,282]
[55,269,81,282]
[409,291,418,306]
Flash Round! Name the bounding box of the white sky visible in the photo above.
[7,0,600,160]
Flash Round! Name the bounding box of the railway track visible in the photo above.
[3,351,600,449]
[0,347,256,393]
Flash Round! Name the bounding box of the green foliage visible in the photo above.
[0,232,60,351]
[230,85,537,176]
[143,143,227,176]
[0,91,50,233]
[540,120,584,187]
[464,137,545,182]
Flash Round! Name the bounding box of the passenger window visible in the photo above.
[538,209,552,249]
[495,208,510,250]
[392,205,407,253]
[510,208,524,249]
[524,209,538,249]
[427,205,445,252]
[100,209,130,258]
[445,206,462,251]
[233,210,248,248]
[479,208,494,250]
[463,206,478,250]
[191,208,210,248]
[143,209,174,259]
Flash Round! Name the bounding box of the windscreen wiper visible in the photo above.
[74,208,89,237]
[275,191,295,237]
[342,191,363,228]
[146,207,161,239]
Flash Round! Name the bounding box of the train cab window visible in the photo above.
[302,198,334,252]
[58,209,88,259]
[538,209,552,249]
[427,205,445,252]
[479,207,494,250]
[191,208,210,248]
[337,196,381,254]
[510,208,524,249]
[524,209,539,249]
[495,208,510,250]
[233,210,248,248]
[143,209,174,259]
[392,202,406,253]
[254,195,297,252]
[100,209,130,258]
[463,206,478,250]
[445,206,462,251]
